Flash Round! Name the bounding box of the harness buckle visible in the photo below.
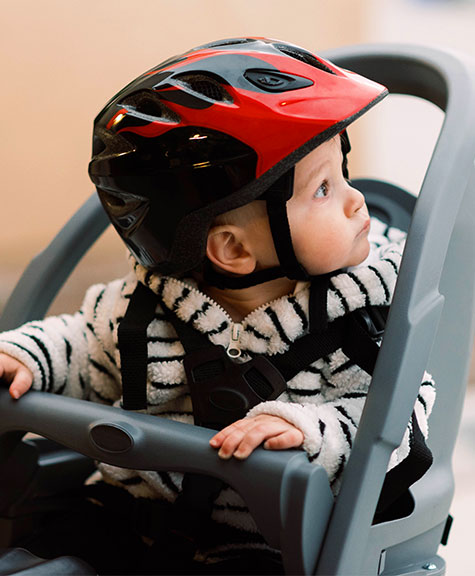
[183,346,287,430]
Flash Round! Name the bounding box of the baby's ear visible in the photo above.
[206,225,257,275]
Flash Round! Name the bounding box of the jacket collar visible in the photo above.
[133,261,311,356]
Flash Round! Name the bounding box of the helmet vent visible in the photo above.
[197,38,256,50]
[273,43,336,75]
[120,91,181,123]
[174,73,233,104]
[92,135,106,156]
[92,127,135,158]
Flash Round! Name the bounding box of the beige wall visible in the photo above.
[1,0,369,313]
[353,0,475,194]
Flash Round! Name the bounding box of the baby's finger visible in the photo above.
[217,426,252,459]
[263,428,304,451]
[0,354,16,383]
[232,421,286,459]
[209,419,248,448]
[9,369,33,400]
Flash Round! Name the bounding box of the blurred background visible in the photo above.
[1,0,474,572]
[1,0,474,312]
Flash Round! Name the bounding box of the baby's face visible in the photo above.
[287,136,371,275]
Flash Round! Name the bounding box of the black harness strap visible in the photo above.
[258,310,382,384]
[343,310,385,375]
[118,282,158,410]
[308,273,331,334]
[266,274,383,382]
[117,282,226,550]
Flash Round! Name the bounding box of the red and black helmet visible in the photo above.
[89,37,387,285]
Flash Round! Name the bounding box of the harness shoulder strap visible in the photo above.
[118,282,158,411]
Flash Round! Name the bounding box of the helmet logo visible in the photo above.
[244,69,313,92]
[257,74,285,87]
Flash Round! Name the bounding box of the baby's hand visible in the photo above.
[0,353,33,399]
[209,414,304,460]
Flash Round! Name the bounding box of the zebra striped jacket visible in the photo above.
[0,218,435,561]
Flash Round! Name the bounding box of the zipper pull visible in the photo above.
[227,323,242,359]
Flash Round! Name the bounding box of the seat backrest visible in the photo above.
[314,43,475,575]
[0,43,474,576]
[0,193,109,331]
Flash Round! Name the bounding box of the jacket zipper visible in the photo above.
[227,323,243,359]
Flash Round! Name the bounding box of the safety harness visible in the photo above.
[118,275,385,415]
[116,277,432,550]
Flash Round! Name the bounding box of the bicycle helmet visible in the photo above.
[89,37,387,287]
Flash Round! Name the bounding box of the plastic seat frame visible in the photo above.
[0,43,475,575]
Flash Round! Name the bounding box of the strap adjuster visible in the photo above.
[353,306,388,341]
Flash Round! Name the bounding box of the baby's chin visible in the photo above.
[346,240,371,269]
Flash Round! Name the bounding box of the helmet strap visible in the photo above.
[202,168,309,289]
[202,260,289,290]
[340,129,351,179]
[264,167,309,281]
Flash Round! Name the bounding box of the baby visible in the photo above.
[0,38,435,574]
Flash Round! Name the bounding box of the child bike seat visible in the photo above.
[1,43,475,575]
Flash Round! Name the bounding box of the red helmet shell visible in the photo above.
[89,38,387,275]
[105,40,384,178]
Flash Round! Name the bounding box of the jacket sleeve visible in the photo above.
[247,373,435,493]
[247,387,365,492]
[0,279,125,403]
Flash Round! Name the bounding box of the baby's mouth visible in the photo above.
[357,217,371,237]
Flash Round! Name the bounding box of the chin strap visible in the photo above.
[264,167,310,280]
[341,129,351,180]
[202,260,289,290]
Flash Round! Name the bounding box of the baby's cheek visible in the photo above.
[302,249,343,276]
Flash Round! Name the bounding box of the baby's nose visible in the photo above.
[345,185,366,216]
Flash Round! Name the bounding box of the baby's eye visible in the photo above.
[314,181,329,199]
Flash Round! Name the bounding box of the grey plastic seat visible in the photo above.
[0,43,474,575]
